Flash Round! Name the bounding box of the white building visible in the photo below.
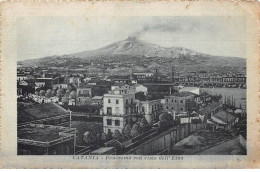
[179,87,200,95]
[17,74,27,81]
[103,86,136,134]
[133,84,148,95]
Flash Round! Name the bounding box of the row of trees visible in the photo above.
[83,117,151,145]
[35,87,77,103]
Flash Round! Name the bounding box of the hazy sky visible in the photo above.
[17,16,246,61]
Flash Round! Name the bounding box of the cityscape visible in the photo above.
[17,17,247,155]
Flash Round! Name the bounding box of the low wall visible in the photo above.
[126,123,204,155]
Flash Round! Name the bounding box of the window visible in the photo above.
[115,120,120,126]
[115,107,119,115]
[175,100,177,103]
[166,106,168,109]
[107,119,112,125]
[172,99,173,102]
[116,99,119,104]
[166,99,168,102]
[180,100,183,103]
[180,108,183,111]
[108,99,111,103]
[131,98,133,104]
[171,107,174,110]
[126,99,128,105]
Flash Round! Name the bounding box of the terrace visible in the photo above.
[18,124,76,146]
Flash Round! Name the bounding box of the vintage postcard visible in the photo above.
[0,0,260,169]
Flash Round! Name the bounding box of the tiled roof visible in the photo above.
[213,111,237,123]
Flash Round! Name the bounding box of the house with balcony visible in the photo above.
[102,86,136,135]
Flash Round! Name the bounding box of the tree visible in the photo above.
[135,92,147,101]
[69,91,77,99]
[62,94,70,103]
[186,100,199,113]
[83,131,96,145]
[45,89,52,98]
[39,90,46,96]
[130,123,142,137]
[56,89,63,99]
[138,117,150,133]
[158,113,173,131]
[123,124,132,137]
[51,89,56,97]
[62,90,70,103]
[159,112,173,122]
[112,130,122,139]
[35,91,39,96]
[131,116,138,123]
[101,132,107,141]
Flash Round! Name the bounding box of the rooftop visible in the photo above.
[168,91,194,97]
[18,102,69,124]
[18,124,75,142]
[199,101,223,116]
[113,83,129,87]
[213,111,237,123]
[107,75,129,80]
[92,96,103,100]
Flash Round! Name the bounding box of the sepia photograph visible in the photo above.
[16,16,247,155]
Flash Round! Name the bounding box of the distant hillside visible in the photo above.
[18,37,246,74]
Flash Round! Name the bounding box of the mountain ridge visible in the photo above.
[18,37,246,75]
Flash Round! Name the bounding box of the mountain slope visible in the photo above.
[71,37,204,59]
[18,37,246,74]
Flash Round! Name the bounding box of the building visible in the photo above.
[132,84,148,95]
[198,71,210,82]
[102,86,136,134]
[17,74,27,81]
[68,76,82,87]
[210,75,223,83]
[132,72,154,82]
[77,87,92,97]
[35,78,53,89]
[207,111,238,131]
[107,75,130,83]
[18,123,76,155]
[75,87,92,105]
[222,74,246,84]
[198,101,223,122]
[18,102,71,127]
[137,99,162,124]
[91,96,103,106]
[111,83,131,92]
[200,92,211,103]
[164,91,195,114]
